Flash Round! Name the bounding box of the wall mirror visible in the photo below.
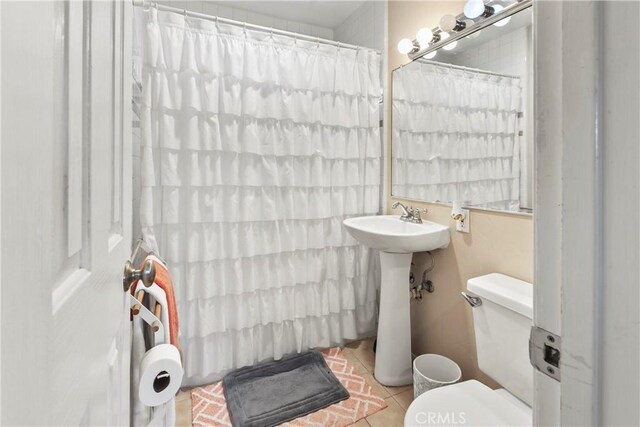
[391,5,533,213]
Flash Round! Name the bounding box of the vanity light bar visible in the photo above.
[404,0,532,61]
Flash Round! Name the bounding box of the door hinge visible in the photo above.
[529,326,561,382]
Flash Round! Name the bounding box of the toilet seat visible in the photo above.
[404,380,532,427]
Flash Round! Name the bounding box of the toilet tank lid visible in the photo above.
[467,273,533,319]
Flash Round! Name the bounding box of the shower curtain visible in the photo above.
[392,61,522,211]
[134,8,381,386]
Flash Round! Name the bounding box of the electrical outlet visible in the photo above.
[456,209,470,233]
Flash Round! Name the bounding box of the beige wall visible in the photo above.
[386,1,533,388]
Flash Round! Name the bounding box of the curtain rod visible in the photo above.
[415,59,520,80]
[134,0,366,52]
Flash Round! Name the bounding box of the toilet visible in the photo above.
[405,273,533,427]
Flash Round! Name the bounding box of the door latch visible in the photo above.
[529,326,561,382]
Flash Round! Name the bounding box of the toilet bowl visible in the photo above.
[404,380,531,426]
[404,273,534,427]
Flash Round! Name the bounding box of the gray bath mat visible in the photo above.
[222,351,350,427]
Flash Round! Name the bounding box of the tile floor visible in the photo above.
[175,338,413,427]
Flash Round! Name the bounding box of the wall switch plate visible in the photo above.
[456,209,470,233]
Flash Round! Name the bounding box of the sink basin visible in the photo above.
[343,215,450,253]
[343,214,451,386]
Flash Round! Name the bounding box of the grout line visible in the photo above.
[351,348,373,374]
[391,394,402,408]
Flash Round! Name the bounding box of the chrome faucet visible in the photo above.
[392,201,427,223]
[392,201,411,218]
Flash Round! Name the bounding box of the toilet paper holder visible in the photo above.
[126,240,179,427]
[130,283,167,346]
[125,239,167,344]
[132,290,163,332]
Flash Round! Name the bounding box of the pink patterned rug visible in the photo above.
[191,347,388,426]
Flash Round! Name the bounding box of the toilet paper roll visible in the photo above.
[139,344,183,407]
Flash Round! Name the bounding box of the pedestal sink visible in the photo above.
[343,215,450,386]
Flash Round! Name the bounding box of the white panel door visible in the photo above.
[533,1,562,425]
[1,1,133,425]
[535,2,640,426]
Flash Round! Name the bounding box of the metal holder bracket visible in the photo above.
[529,326,561,381]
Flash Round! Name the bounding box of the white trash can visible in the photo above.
[413,354,462,398]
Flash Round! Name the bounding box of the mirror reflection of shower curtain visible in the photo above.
[133,8,381,386]
[393,61,522,211]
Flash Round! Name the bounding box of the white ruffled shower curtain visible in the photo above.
[134,8,381,386]
[392,61,522,211]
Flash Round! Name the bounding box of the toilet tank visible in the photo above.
[468,273,533,406]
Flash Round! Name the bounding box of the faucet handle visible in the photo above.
[411,207,427,222]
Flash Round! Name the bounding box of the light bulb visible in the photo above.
[416,27,433,49]
[439,14,457,32]
[425,51,437,59]
[464,0,486,19]
[437,32,457,51]
[462,19,480,39]
[492,5,511,27]
[397,38,415,54]
[468,28,481,39]
[443,40,458,51]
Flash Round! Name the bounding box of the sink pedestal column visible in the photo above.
[374,251,413,386]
